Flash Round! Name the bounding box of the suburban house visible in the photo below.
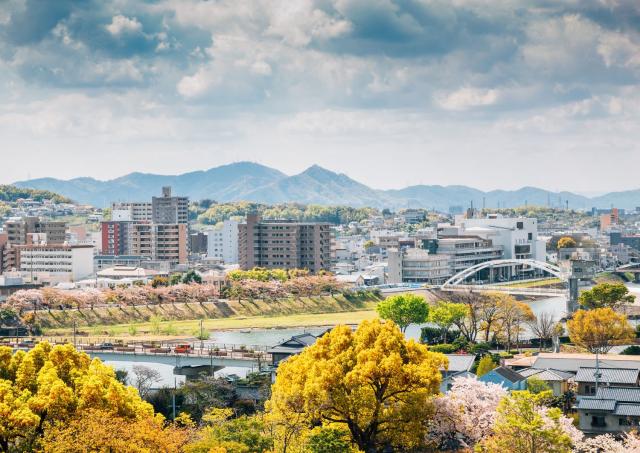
[440,354,476,393]
[575,367,640,397]
[479,366,527,390]
[576,387,640,434]
[268,333,321,367]
[517,368,574,396]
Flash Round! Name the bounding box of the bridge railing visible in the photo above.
[441,284,566,295]
[0,338,272,361]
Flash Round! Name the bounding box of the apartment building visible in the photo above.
[238,214,331,273]
[16,244,94,284]
[152,186,189,224]
[4,217,67,245]
[129,223,188,265]
[111,187,188,224]
[111,202,153,222]
[207,220,239,264]
[101,220,132,255]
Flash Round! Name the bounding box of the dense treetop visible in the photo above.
[0,185,71,204]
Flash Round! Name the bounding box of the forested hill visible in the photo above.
[0,185,72,203]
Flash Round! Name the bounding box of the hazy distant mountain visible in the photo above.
[13,162,640,210]
[239,165,395,207]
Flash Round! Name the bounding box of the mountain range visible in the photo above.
[13,162,640,211]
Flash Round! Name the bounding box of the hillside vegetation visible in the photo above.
[0,184,71,203]
[36,293,380,332]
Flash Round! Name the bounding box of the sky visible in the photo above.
[0,0,639,193]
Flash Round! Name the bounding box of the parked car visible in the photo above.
[97,342,115,350]
[174,344,192,354]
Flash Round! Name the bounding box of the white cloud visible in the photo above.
[105,15,143,36]
[437,87,499,110]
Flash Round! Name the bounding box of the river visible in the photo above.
[107,284,640,387]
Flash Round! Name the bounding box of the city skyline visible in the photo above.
[1,1,640,192]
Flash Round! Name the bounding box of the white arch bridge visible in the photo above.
[440,259,567,297]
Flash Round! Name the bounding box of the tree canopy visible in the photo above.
[567,308,635,354]
[376,294,429,332]
[557,237,577,249]
[0,185,71,204]
[0,342,157,451]
[578,282,635,309]
[266,319,447,452]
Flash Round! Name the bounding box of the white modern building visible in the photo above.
[457,216,546,261]
[207,220,239,264]
[17,244,94,284]
[387,248,452,284]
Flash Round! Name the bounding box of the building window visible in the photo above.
[516,222,524,230]
[591,416,606,428]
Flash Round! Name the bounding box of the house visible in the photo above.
[529,353,640,373]
[575,367,640,397]
[576,387,640,434]
[479,366,527,390]
[517,368,574,396]
[440,354,476,393]
[268,333,319,366]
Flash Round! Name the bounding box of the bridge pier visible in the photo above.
[174,365,224,380]
[566,278,579,314]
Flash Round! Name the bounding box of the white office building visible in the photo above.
[206,220,239,264]
[17,244,95,284]
[457,216,546,261]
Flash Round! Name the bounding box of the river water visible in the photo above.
[107,284,640,387]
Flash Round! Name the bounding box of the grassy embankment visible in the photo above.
[39,293,381,338]
[496,278,563,288]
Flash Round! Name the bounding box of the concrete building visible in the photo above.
[431,236,503,275]
[152,186,189,224]
[207,220,239,264]
[189,231,208,255]
[129,223,188,265]
[4,217,67,245]
[387,248,452,284]
[111,202,153,222]
[458,216,546,261]
[15,244,94,284]
[101,220,132,255]
[239,214,331,273]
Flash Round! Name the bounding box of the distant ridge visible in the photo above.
[13,162,640,210]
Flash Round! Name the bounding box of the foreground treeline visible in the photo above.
[2,321,640,452]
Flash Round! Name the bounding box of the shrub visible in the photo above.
[429,343,458,354]
[622,345,640,355]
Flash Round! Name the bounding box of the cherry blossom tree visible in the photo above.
[430,376,507,450]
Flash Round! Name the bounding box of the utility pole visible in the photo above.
[73,320,77,347]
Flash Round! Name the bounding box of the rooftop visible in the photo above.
[574,367,640,385]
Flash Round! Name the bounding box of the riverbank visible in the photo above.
[42,309,380,341]
[38,293,381,338]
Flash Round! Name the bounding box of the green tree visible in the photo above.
[363,240,376,250]
[526,376,551,394]
[478,391,573,453]
[307,426,353,453]
[578,282,635,309]
[428,301,467,343]
[376,294,429,332]
[185,409,273,453]
[182,270,202,284]
[169,273,182,285]
[476,355,496,377]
